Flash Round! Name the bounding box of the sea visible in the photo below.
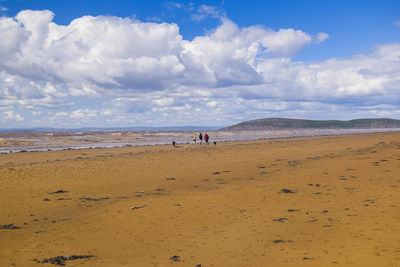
[0,128,399,154]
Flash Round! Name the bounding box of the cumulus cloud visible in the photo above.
[0,17,29,61]
[180,18,317,87]
[244,50,398,104]
[0,10,186,95]
[374,43,400,62]
[0,11,317,98]
[0,9,399,127]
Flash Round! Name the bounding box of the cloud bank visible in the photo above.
[0,10,399,127]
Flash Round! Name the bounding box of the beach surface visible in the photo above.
[1,132,400,266]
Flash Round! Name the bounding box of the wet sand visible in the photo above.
[1,132,400,266]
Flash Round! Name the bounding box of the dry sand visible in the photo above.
[1,132,400,266]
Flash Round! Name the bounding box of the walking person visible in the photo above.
[193,133,197,144]
[199,133,203,144]
[204,133,209,145]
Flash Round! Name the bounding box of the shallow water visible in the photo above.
[0,128,399,153]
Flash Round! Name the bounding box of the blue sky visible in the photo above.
[0,0,400,128]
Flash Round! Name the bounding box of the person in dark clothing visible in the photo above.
[199,133,203,144]
[204,133,209,144]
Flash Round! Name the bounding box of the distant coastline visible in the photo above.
[3,118,400,133]
[222,118,400,130]
[1,127,400,154]
[2,118,400,154]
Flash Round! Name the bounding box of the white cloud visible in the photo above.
[180,18,317,87]
[69,110,85,119]
[2,110,24,122]
[153,98,174,107]
[191,5,226,21]
[0,11,186,96]
[146,16,163,23]
[374,43,400,62]
[206,101,218,107]
[0,17,29,61]
[69,109,98,119]
[101,109,114,116]
[164,2,183,10]
[54,111,68,117]
[171,103,192,111]
[315,32,329,43]
[0,11,320,100]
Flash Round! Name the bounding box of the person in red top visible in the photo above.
[204,133,209,144]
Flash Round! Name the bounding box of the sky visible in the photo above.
[0,0,400,128]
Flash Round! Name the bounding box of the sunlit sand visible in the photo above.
[1,132,400,266]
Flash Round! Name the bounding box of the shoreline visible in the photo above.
[1,128,399,154]
[1,131,400,266]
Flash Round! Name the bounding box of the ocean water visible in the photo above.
[0,128,399,153]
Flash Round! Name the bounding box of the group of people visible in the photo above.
[193,132,210,144]
[172,132,215,147]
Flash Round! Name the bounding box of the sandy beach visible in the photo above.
[1,132,400,266]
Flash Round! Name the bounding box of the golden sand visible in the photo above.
[1,132,400,266]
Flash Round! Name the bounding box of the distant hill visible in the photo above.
[221,118,400,130]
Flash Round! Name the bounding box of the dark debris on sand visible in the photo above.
[272,218,288,222]
[272,240,293,243]
[50,190,69,194]
[34,255,95,266]
[79,197,110,202]
[287,209,300,212]
[279,188,296,194]
[170,255,181,262]
[0,224,21,229]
